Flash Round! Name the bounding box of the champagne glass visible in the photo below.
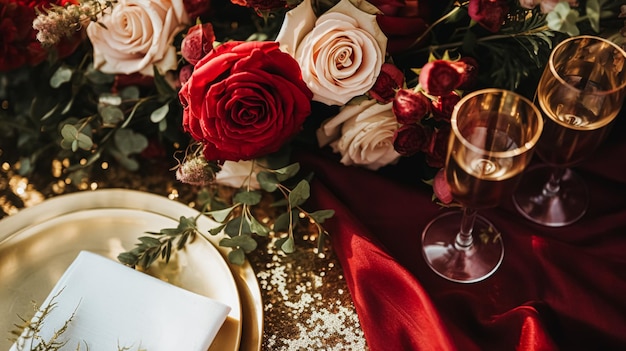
[513,36,626,227]
[422,89,543,283]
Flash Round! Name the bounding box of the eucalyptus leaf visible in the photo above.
[219,235,258,252]
[273,163,300,181]
[288,180,310,208]
[85,65,115,84]
[308,209,335,224]
[273,210,299,232]
[50,66,73,88]
[586,0,600,32]
[98,93,122,106]
[120,86,140,100]
[233,190,262,206]
[208,224,226,236]
[99,105,125,125]
[75,132,93,151]
[60,124,78,140]
[114,128,148,155]
[257,171,279,192]
[224,215,252,237]
[150,103,170,123]
[280,236,295,253]
[206,205,236,222]
[249,216,270,236]
[228,248,246,265]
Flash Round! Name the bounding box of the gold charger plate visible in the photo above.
[0,189,263,351]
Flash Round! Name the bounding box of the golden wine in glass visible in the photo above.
[513,36,626,227]
[422,89,543,283]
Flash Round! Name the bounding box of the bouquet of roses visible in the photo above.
[0,0,624,265]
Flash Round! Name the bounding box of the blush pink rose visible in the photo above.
[179,41,313,161]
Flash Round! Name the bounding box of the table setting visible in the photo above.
[2,0,626,350]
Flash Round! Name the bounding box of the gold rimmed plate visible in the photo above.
[0,189,263,351]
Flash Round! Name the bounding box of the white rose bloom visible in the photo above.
[87,0,189,76]
[317,99,401,170]
[215,160,261,190]
[276,0,387,106]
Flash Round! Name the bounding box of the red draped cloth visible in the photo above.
[298,114,626,351]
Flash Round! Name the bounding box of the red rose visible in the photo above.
[419,60,462,96]
[179,41,313,161]
[468,0,509,33]
[392,123,429,156]
[431,91,461,122]
[392,88,430,124]
[425,125,450,168]
[369,63,404,103]
[181,23,215,66]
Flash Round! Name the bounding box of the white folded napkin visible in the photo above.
[10,250,231,351]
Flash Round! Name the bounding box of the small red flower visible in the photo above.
[392,88,431,124]
[369,63,404,103]
[181,23,215,66]
[425,125,450,168]
[468,0,509,33]
[392,123,429,156]
[419,60,462,96]
[431,91,461,122]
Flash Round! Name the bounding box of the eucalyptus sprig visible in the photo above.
[118,161,334,268]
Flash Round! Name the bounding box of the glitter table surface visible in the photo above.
[0,144,368,351]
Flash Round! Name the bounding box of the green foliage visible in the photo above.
[0,47,188,184]
[119,161,334,267]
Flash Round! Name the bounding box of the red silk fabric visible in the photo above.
[298,115,626,350]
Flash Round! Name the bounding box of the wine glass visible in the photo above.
[513,36,626,227]
[421,89,543,283]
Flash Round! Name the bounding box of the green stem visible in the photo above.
[408,4,465,50]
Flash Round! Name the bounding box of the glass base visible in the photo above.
[512,165,589,227]
[421,211,504,284]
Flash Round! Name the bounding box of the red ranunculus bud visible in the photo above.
[425,125,450,168]
[431,91,461,122]
[369,63,404,103]
[433,168,453,204]
[392,88,431,124]
[419,60,462,96]
[181,23,215,66]
[393,123,429,156]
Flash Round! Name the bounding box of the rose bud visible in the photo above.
[425,125,451,168]
[433,168,453,204]
[392,88,431,124]
[179,64,194,86]
[369,63,405,103]
[181,23,215,66]
[419,60,462,96]
[393,123,429,156]
[454,57,479,90]
[431,91,461,122]
[468,0,509,33]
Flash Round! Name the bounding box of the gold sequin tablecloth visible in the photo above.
[0,143,368,351]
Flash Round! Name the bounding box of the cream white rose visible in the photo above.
[276,0,387,106]
[317,99,401,170]
[87,0,189,76]
[215,160,261,190]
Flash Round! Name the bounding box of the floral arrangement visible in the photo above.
[1,0,624,265]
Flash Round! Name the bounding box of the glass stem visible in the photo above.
[455,207,477,250]
[542,167,565,197]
